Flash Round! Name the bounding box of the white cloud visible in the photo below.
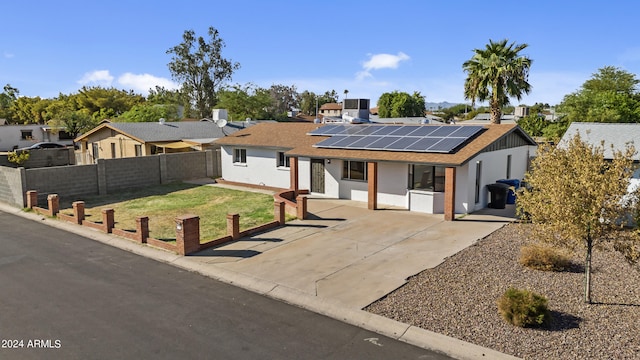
[118,73,179,94]
[3,52,14,59]
[357,52,410,80]
[77,70,114,87]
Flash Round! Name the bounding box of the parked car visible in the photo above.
[17,142,67,151]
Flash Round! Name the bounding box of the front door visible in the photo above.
[310,159,325,194]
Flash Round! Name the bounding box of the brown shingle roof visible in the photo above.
[214,122,535,166]
[320,103,342,110]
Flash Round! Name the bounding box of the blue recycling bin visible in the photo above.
[496,179,521,205]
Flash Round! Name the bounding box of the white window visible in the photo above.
[277,152,290,168]
[234,148,247,164]
[342,160,367,181]
[409,164,445,192]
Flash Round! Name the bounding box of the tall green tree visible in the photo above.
[557,66,640,123]
[216,83,271,121]
[11,96,51,124]
[0,84,19,121]
[73,86,144,121]
[463,39,533,124]
[377,91,426,118]
[117,104,180,122]
[167,26,240,119]
[265,84,299,119]
[517,134,640,303]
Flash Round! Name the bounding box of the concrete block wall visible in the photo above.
[164,151,208,183]
[0,166,25,206]
[0,150,220,208]
[103,156,161,194]
[25,164,98,204]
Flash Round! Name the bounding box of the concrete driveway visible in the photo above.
[192,197,515,309]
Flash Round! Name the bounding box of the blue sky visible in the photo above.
[2,0,639,108]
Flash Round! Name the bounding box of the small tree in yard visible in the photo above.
[517,133,640,303]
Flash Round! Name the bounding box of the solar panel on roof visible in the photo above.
[312,124,485,154]
[405,137,441,151]
[427,137,467,152]
[371,126,403,135]
[352,126,380,135]
[389,126,419,136]
[450,125,484,138]
[428,126,459,137]
[332,135,365,147]
[314,136,348,147]
[308,125,339,136]
[365,136,400,149]
[349,135,383,148]
[384,136,420,150]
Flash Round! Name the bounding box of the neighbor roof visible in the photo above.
[558,122,640,160]
[75,121,251,143]
[215,122,536,166]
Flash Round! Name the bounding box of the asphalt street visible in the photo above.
[0,211,452,360]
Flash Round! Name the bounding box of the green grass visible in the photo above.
[60,182,278,242]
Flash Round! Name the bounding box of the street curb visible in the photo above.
[0,202,521,360]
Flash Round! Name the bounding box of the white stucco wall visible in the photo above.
[0,125,73,151]
[377,162,409,208]
[220,143,534,215]
[220,146,291,188]
[460,145,533,213]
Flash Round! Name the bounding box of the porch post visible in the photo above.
[367,162,378,210]
[289,156,299,194]
[444,167,456,221]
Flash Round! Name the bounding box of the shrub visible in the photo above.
[7,150,30,165]
[497,287,549,327]
[519,244,571,271]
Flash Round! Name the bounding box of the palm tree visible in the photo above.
[463,39,532,124]
[343,89,349,101]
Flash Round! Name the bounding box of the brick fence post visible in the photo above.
[72,201,85,225]
[26,190,38,209]
[102,208,115,233]
[227,213,240,240]
[176,215,200,255]
[296,195,307,220]
[47,194,59,216]
[274,201,285,225]
[136,216,149,244]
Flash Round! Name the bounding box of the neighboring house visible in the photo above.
[558,122,640,224]
[319,103,343,117]
[74,120,253,164]
[215,122,537,220]
[0,124,74,151]
[559,122,640,161]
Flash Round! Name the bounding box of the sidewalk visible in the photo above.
[0,196,520,360]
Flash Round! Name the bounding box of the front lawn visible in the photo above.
[61,182,277,242]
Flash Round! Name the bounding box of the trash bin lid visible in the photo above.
[487,182,511,190]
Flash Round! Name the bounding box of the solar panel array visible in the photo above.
[308,124,485,153]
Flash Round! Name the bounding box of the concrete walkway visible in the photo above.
[0,188,520,360]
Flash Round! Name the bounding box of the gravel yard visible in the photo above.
[366,223,640,359]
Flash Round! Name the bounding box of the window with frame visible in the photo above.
[409,164,445,192]
[21,130,33,140]
[234,148,247,164]
[277,152,290,168]
[58,131,73,140]
[342,160,367,181]
[135,145,142,157]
